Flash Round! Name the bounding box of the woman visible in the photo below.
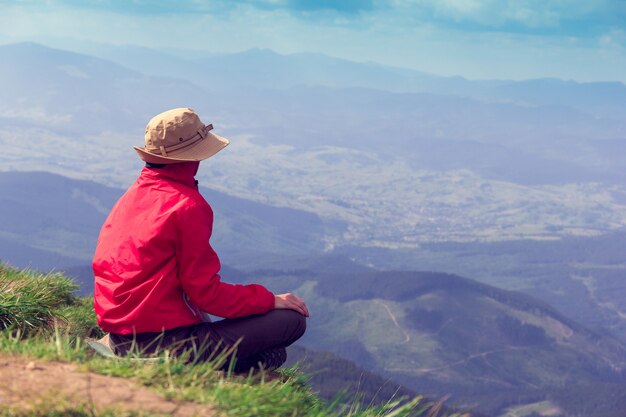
[93,108,308,371]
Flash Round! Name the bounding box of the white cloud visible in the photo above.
[434,0,487,19]
[0,106,72,125]
[390,0,616,30]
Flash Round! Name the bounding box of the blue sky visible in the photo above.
[1,0,625,82]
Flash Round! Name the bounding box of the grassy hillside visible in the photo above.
[0,262,467,417]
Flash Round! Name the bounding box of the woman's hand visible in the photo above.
[274,293,310,317]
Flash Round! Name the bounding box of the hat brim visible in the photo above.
[133,131,229,164]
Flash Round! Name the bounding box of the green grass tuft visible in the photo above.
[0,263,77,334]
[56,296,104,339]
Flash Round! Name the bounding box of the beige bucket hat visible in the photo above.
[133,108,229,164]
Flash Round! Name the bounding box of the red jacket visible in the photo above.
[93,162,275,334]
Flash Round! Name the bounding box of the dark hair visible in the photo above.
[146,162,167,169]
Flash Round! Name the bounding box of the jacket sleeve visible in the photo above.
[175,199,275,319]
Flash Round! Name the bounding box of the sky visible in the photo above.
[0,0,625,82]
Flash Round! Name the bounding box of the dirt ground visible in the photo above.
[0,354,215,416]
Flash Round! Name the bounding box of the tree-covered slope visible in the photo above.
[249,267,626,417]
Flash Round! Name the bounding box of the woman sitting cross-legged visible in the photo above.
[92,108,308,371]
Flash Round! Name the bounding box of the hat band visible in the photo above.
[148,124,213,156]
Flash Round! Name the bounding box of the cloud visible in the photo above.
[231,0,626,38]
[387,0,626,36]
[599,29,626,48]
[244,0,375,14]
[0,0,374,15]
[2,0,624,36]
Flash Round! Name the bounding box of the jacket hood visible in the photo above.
[141,161,200,188]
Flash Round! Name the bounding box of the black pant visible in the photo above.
[110,309,306,371]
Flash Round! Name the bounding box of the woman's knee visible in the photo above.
[274,309,307,343]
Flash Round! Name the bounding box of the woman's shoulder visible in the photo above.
[176,190,214,217]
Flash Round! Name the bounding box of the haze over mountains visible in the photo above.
[2,42,626,248]
[2,41,626,416]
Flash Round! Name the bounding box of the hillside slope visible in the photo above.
[250,267,626,416]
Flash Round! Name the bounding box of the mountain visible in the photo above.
[0,171,121,261]
[490,78,626,120]
[0,171,327,287]
[64,41,626,118]
[68,42,626,120]
[2,43,626,250]
[57,42,460,92]
[285,345,485,416]
[335,233,626,348]
[0,42,212,134]
[286,345,421,407]
[250,267,626,417]
[0,235,82,273]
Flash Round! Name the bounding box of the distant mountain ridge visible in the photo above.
[50,41,626,119]
[4,41,624,137]
[0,42,210,133]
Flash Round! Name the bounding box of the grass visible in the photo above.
[0,401,166,417]
[0,262,468,417]
[0,264,77,334]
